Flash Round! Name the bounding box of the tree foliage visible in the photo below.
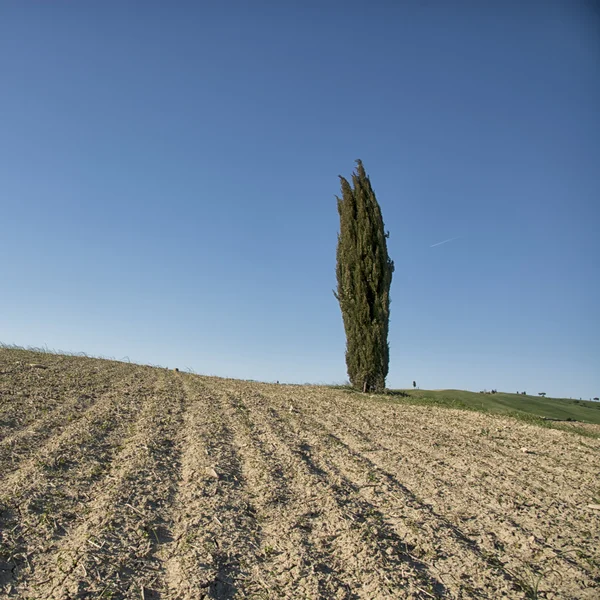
[335,160,394,393]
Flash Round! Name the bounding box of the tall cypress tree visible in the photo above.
[335,160,394,393]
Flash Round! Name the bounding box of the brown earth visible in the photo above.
[0,348,598,599]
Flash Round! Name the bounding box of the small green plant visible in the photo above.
[511,556,563,599]
[98,584,117,599]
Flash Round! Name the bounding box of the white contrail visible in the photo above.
[430,236,460,248]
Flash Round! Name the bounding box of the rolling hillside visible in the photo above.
[386,388,600,426]
[1,348,599,599]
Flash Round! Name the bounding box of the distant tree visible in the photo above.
[335,160,394,393]
[538,392,546,397]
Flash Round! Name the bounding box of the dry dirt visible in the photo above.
[0,349,598,599]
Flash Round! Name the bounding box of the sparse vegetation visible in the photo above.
[379,387,600,433]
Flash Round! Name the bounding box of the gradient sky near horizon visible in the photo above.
[2,1,599,399]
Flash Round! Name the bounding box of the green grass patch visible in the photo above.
[390,389,600,423]
[331,386,600,438]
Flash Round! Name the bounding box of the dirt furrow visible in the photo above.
[0,368,159,597]
[0,375,159,594]
[250,384,600,598]
[285,393,564,522]
[289,391,600,593]
[208,379,443,600]
[359,423,600,598]
[326,392,599,498]
[0,356,129,442]
[158,375,265,600]
[209,384,333,598]
[16,370,185,599]
[239,386,545,597]
[2,350,598,599]
[304,391,598,498]
[274,389,595,511]
[0,364,136,479]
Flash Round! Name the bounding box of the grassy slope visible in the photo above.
[386,388,600,424]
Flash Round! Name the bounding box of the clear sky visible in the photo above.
[1,1,598,399]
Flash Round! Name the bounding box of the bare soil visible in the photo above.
[1,349,598,599]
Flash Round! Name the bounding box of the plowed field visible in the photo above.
[1,349,598,599]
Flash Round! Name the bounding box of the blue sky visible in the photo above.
[1,1,598,399]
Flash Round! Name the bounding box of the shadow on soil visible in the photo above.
[326,432,529,595]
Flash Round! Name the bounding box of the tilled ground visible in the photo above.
[0,349,598,599]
